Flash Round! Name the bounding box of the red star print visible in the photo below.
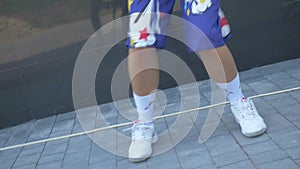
[160,13,164,18]
[139,27,150,40]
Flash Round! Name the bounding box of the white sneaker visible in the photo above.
[128,120,158,162]
[230,97,267,137]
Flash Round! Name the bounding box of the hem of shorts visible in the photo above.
[126,45,164,49]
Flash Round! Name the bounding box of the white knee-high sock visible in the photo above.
[133,92,156,122]
[215,74,244,103]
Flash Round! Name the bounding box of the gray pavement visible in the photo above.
[1,58,300,169]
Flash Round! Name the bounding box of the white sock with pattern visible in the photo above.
[216,74,244,103]
[133,92,156,122]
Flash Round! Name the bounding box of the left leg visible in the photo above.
[199,45,237,84]
[199,44,267,137]
[182,0,267,137]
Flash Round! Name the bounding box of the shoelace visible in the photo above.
[236,99,256,121]
[123,122,153,140]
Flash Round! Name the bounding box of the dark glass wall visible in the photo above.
[0,0,299,128]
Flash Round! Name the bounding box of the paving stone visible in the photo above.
[193,109,210,126]
[221,116,240,130]
[264,112,295,132]
[242,140,279,155]
[99,102,116,112]
[263,93,298,110]
[268,127,300,149]
[240,81,253,90]
[0,148,22,169]
[38,152,65,165]
[56,111,76,122]
[251,98,278,117]
[230,128,270,146]
[88,159,117,169]
[49,129,72,138]
[264,72,299,89]
[52,119,75,133]
[36,160,62,169]
[202,91,212,102]
[12,164,37,169]
[183,95,203,111]
[196,165,218,169]
[72,121,85,133]
[62,151,89,169]
[13,152,41,167]
[177,149,215,169]
[19,144,45,156]
[293,120,300,129]
[276,103,300,122]
[6,122,34,146]
[165,113,194,128]
[239,69,263,84]
[248,149,288,165]
[43,141,68,156]
[205,134,240,156]
[285,146,300,160]
[32,116,56,130]
[279,58,300,68]
[285,67,300,81]
[289,90,300,101]
[98,106,118,126]
[117,113,132,124]
[256,64,281,76]
[117,158,147,169]
[154,119,169,135]
[28,128,52,142]
[147,150,181,169]
[89,143,116,165]
[220,106,234,120]
[247,79,280,94]
[66,135,92,154]
[0,126,17,147]
[295,159,300,166]
[44,138,69,147]
[196,121,230,140]
[212,149,248,167]
[218,160,256,169]
[174,126,205,153]
[257,158,299,169]
[164,101,181,115]
[163,87,181,105]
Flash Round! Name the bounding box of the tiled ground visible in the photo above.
[1,58,300,169]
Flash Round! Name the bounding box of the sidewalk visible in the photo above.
[0,58,300,169]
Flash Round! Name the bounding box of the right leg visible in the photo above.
[128,47,159,121]
[126,0,175,162]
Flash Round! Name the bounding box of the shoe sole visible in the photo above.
[243,127,267,137]
[235,118,267,137]
[129,132,158,163]
[129,156,151,162]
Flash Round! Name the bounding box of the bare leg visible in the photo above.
[199,45,237,83]
[128,48,159,96]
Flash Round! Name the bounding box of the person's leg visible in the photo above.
[199,45,244,103]
[128,47,159,122]
[200,45,267,137]
[126,0,175,162]
[181,0,267,137]
[199,45,237,83]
